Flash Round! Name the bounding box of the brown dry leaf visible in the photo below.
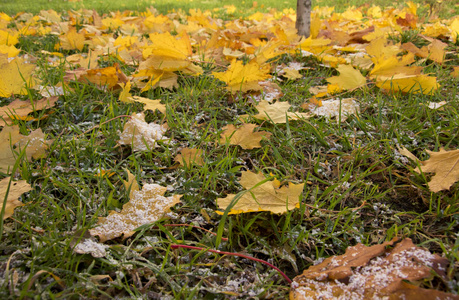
[396,146,418,162]
[414,148,459,192]
[174,148,204,167]
[212,60,271,93]
[219,123,271,149]
[0,56,36,97]
[216,171,304,214]
[0,126,51,172]
[0,177,32,220]
[0,96,58,125]
[118,113,168,152]
[253,100,310,123]
[89,170,181,242]
[290,238,457,300]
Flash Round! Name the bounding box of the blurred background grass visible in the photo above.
[1,0,457,18]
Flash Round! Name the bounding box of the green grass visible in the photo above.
[1,0,459,299]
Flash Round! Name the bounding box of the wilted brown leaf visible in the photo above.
[0,97,58,125]
[290,238,457,300]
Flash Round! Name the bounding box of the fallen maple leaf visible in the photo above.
[309,98,359,122]
[142,32,192,71]
[326,64,366,92]
[90,170,181,242]
[253,100,310,123]
[0,177,32,220]
[58,27,86,51]
[413,148,459,192]
[130,96,166,114]
[174,148,204,167]
[0,56,36,97]
[79,64,128,89]
[0,96,58,125]
[219,123,271,149]
[290,238,457,300]
[0,126,51,172]
[212,60,271,93]
[216,171,304,214]
[118,113,167,151]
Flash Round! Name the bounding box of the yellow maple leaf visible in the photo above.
[0,29,19,46]
[0,56,36,97]
[216,171,304,214]
[58,27,85,51]
[326,64,367,91]
[0,177,32,220]
[174,148,204,167]
[142,32,192,71]
[375,74,438,94]
[90,170,181,242]
[119,82,166,114]
[253,100,310,123]
[131,96,166,114]
[428,39,447,64]
[0,44,20,57]
[212,60,271,93]
[79,64,128,89]
[415,148,459,192]
[219,123,271,149]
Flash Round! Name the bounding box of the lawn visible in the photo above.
[0,0,458,299]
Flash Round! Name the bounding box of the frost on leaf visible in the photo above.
[253,100,310,124]
[0,177,32,220]
[310,98,359,122]
[90,171,181,242]
[219,123,271,149]
[118,112,168,151]
[74,238,109,258]
[415,148,459,192]
[217,171,304,214]
[290,238,457,300]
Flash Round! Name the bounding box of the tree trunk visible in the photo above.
[296,0,312,38]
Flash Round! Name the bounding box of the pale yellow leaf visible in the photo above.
[216,171,304,214]
[253,100,310,123]
[416,148,459,192]
[219,123,271,149]
[0,177,32,220]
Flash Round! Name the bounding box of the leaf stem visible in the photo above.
[170,244,292,284]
